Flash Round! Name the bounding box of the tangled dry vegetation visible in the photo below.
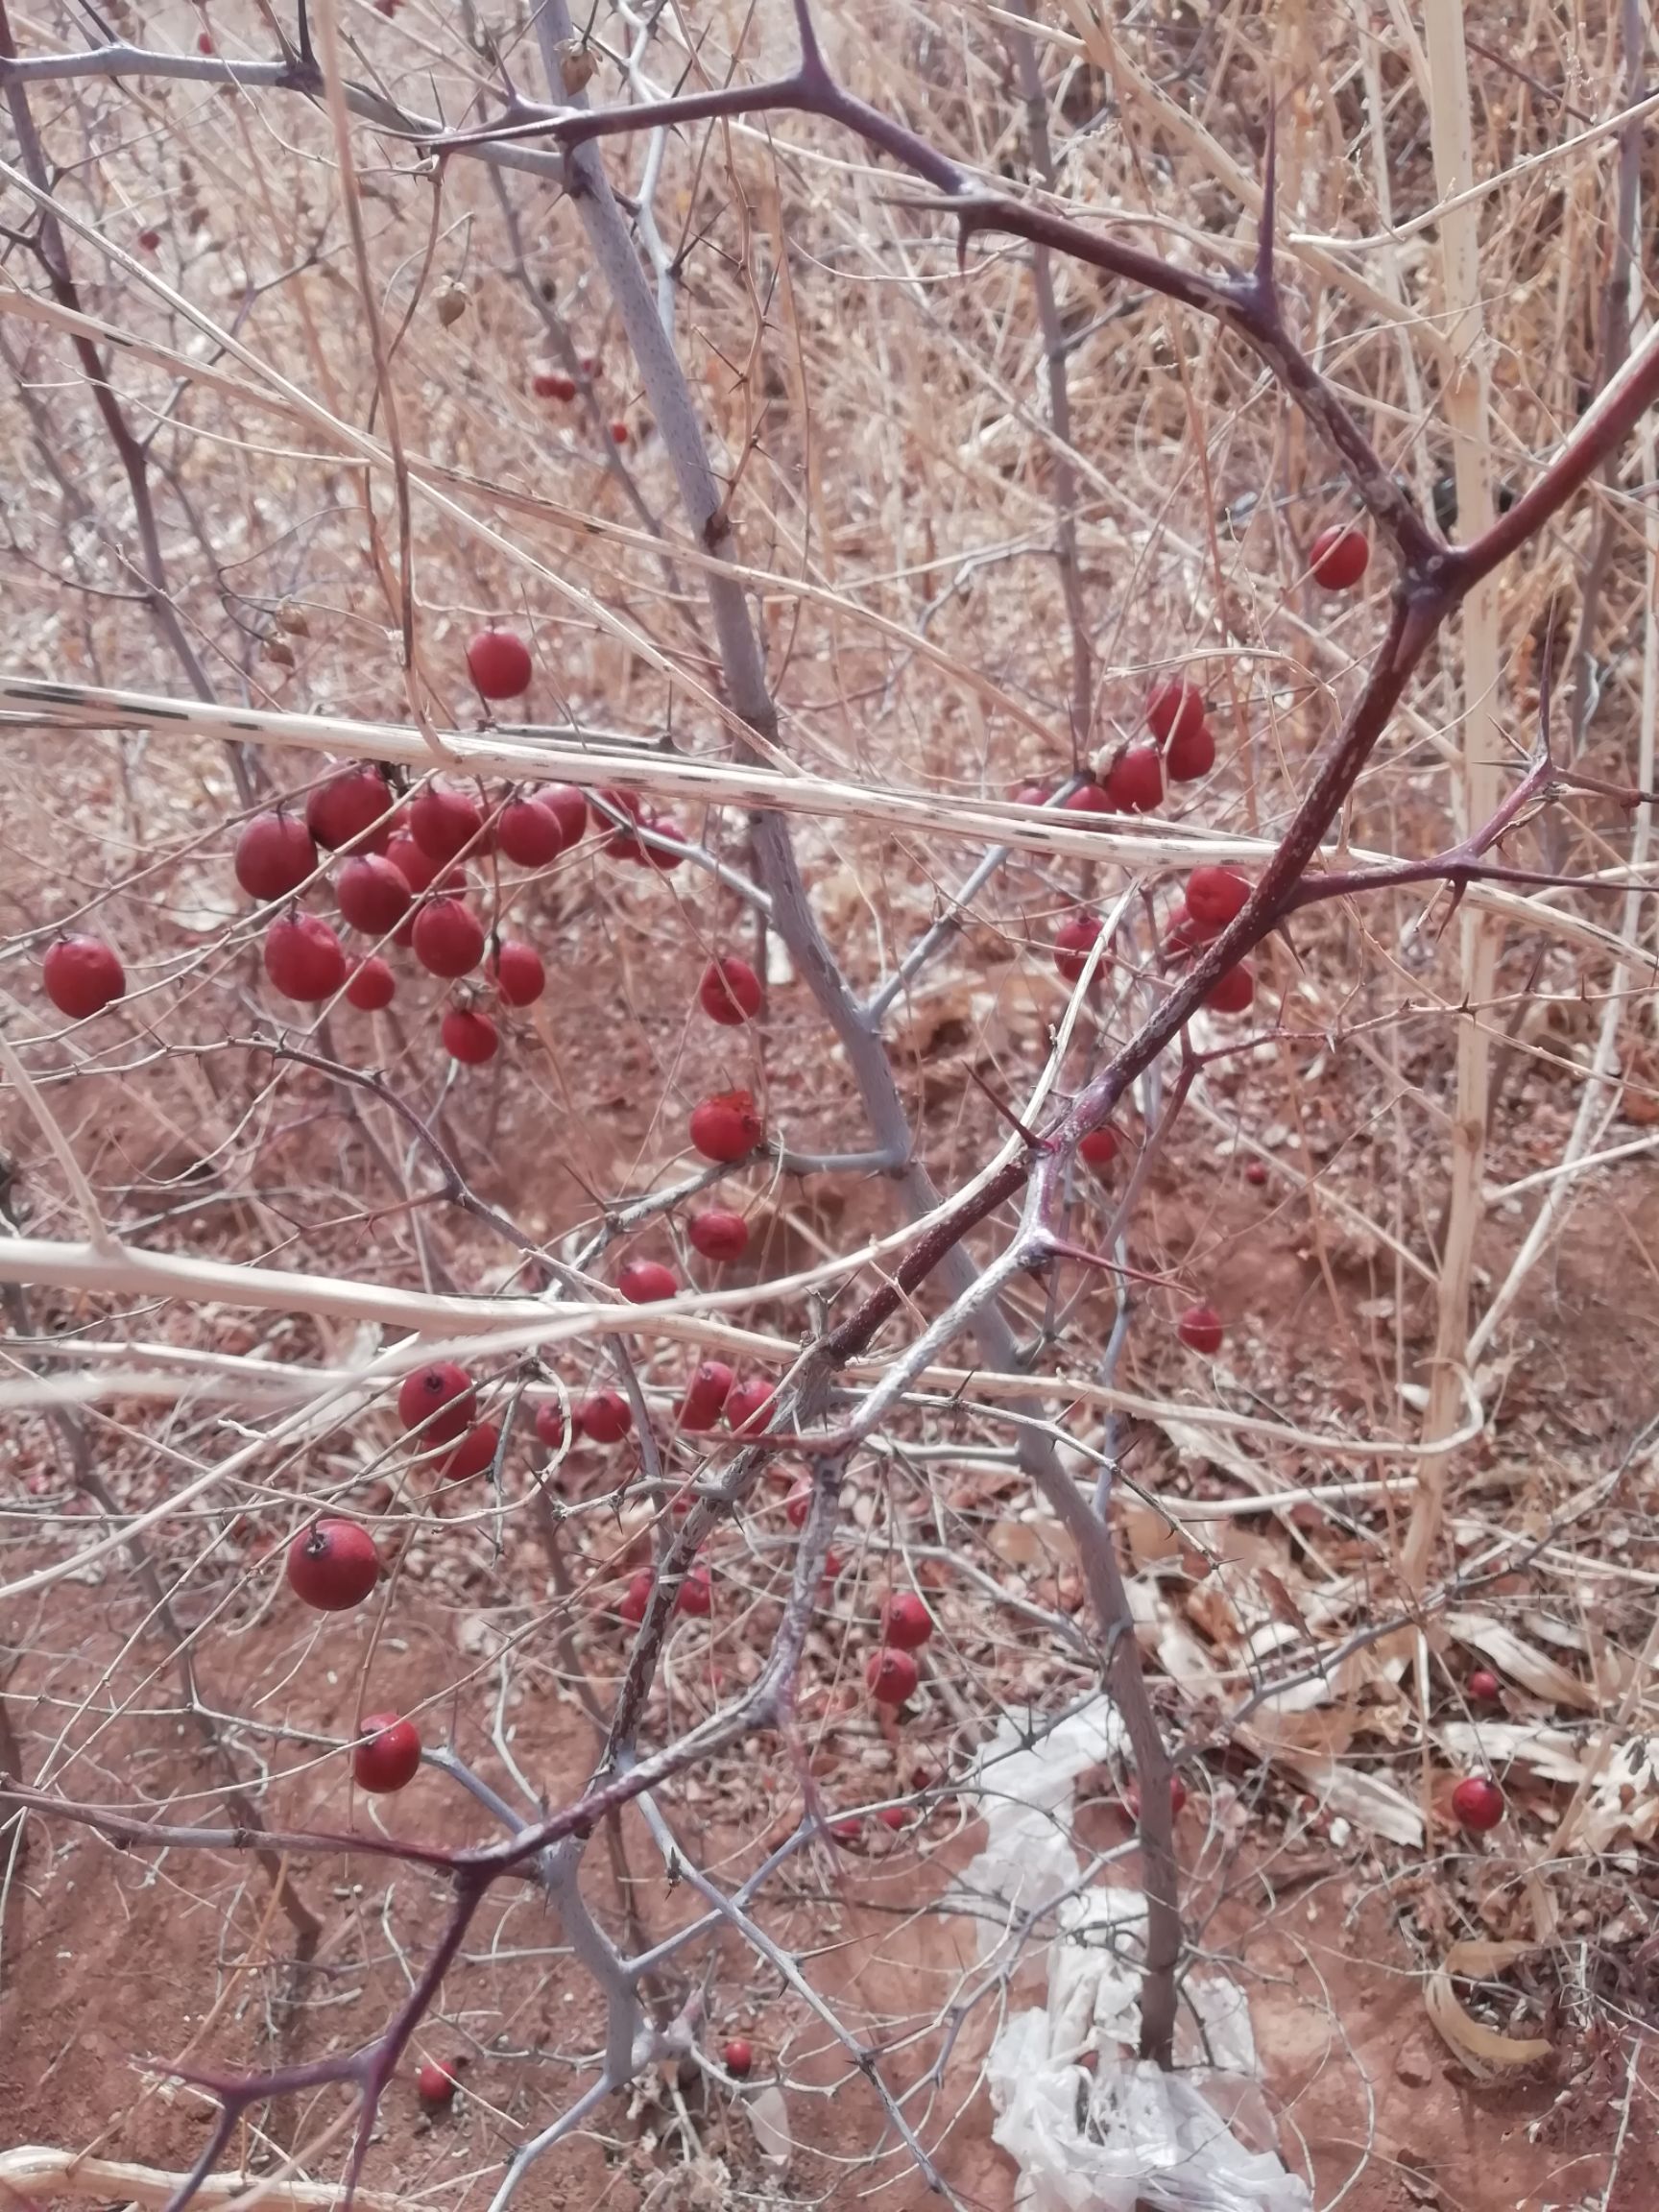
[2,0,1658,2204]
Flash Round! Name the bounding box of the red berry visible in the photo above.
[1451,1774,1504,1832]
[589,786,642,835]
[286,1518,379,1610]
[1467,1669,1503,1703]
[533,370,577,401]
[496,797,565,868]
[1105,745,1164,813]
[610,421,629,445]
[416,2058,459,2105]
[346,955,396,1011]
[353,1712,421,1793]
[1166,718,1216,782]
[467,627,534,700]
[688,1209,749,1262]
[578,1389,633,1443]
[538,785,589,849]
[441,1006,498,1064]
[397,1361,476,1443]
[385,832,442,896]
[1145,678,1205,745]
[638,819,685,872]
[882,1592,933,1650]
[689,1089,763,1164]
[306,766,392,854]
[235,811,317,901]
[699,955,763,1025]
[1061,781,1113,815]
[487,938,545,1007]
[725,1379,776,1433]
[618,1258,678,1304]
[439,1421,499,1482]
[1177,1303,1223,1356]
[1079,1127,1118,1171]
[264,912,346,1002]
[722,2037,754,2079]
[137,228,161,252]
[1203,962,1255,1015]
[42,935,125,1019]
[1124,1773,1189,1820]
[784,1477,812,1529]
[1186,866,1252,931]
[878,1805,906,1831]
[617,1569,653,1623]
[534,1400,566,1450]
[866,1647,919,1706]
[410,785,486,867]
[197,30,214,53]
[1053,912,1100,984]
[412,898,484,978]
[1310,525,1370,591]
[1243,1157,1268,1187]
[679,1360,733,1431]
[336,854,413,935]
[1164,902,1209,956]
[830,1817,861,1843]
[677,1564,712,1616]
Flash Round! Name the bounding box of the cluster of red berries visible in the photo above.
[528,351,632,448]
[864,1589,932,1707]
[1053,861,1257,1020]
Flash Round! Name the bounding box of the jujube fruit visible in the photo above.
[1053,913,1100,983]
[1177,1303,1223,1355]
[723,2038,754,2079]
[264,912,346,1002]
[689,1089,763,1164]
[397,1360,476,1444]
[578,1389,633,1443]
[306,766,392,854]
[385,833,442,896]
[496,797,565,867]
[42,935,125,1018]
[467,626,534,700]
[352,1712,421,1793]
[413,898,484,977]
[439,1421,499,1482]
[409,785,486,867]
[346,955,396,1011]
[441,1007,498,1064]
[618,1258,678,1304]
[1309,525,1370,590]
[1185,866,1251,931]
[286,1518,379,1610]
[699,955,763,1025]
[679,1360,733,1431]
[688,1209,749,1262]
[1203,963,1255,1015]
[488,939,545,1006]
[1105,745,1164,813]
[882,1592,933,1650]
[336,854,412,935]
[1451,1774,1504,1831]
[235,811,317,902]
[1144,678,1205,745]
[866,1647,919,1705]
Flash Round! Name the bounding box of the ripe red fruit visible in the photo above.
[1061,781,1113,816]
[722,2037,754,2079]
[783,1478,813,1529]
[1053,912,1100,984]
[689,1089,763,1164]
[410,785,486,867]
[1125,1774,1189,1820]
[264,912,346,1002]
[878,1805,907,1831]
[1186,866,1252,931]
[589,786,642,834]
[1079,1127,1118,1170]
[1145,678,1205,745]
[416,2057,459,2105]
[412,897,484,977]
[1013,781,1051,807]
[866,1647,919,1706]
[385,833,441,896]
[441,1006,498,1064]
[467,626,534,700]
[1309,525,1370,591]
[639,819,685,872]
[197,30,214,53]
[306,766,392,854]
[1243,1157,1268,1187]
[677,1564,712,1616]
[42,935,125,1019]
[882,1592,933,1650]
[830,1817,861,1843]
[488,938,545,1006]
[618,1258,678,1303]
[235,811,317,901]
[1166,718,1216,782]
[1105,744,1164,813]
[532,370,577,401]
[688,1209,749,1262]
[353,1713,421,1793]
[617,1569,653,1623]
[397,1361,476,1443]
[534,1400,566,1450]
[439,1421,499,1482]
[1451,1774,1504,1831]
[610,421,629,445]
[699,955,763,1025]
[137,228,161,252]
[1164,902,1209,955]
[725,1378,776,1433]
[286,1518,379,1610]
[336,854,413,935]
[496,796,565,867]
[679,1360,733,1431]
[1467,1669,1503,1703]
[578,1390,633,1443]
[346,955,396,1012]
[539,785,589,849]
[1177,1303,1224,1355]
[1203,962,1255,1015]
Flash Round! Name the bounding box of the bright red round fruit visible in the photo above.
[533,370,577,401]
[306,766,393,854]
[397,1360,476,1443]
[539,785,589,849]
[867,1647,919,1706]
[534,1399,566,1450]
[1145,678,1205,746]
[413,898,485,978]
[1177,1303,1224,1355]
[496,796,565,868]
[1451,1774,1504,1831]
[578,1389,633,1443]
[689,1089,763,1164]
[610,420,629,445]
[1164,902,1208,955]
[264,912,346,1002]
[1166,718,1216,782]
[1244,1157,1268,1186]
[1467,1669,1503,1703]
[618,1258,678,1304]
[353,1712,421,1793]
[1079,1127,1118,1170]
[1186,865,1252,931]
[410,785,486,867]
[42,935,125,1019]
[1310,524,1370,591]
[1061,781,1113,815]
[1105,744,1164,813]
[1125,1773,1189,1820]
[725,1378,776,1433]
[489,938,545,1006]
[439,1421,499,1482]
[688,1209,749,1262]
[679,1359,733,1431]
[640,819,685,872]
[617,1569,653,1623]
[467,626,534,700]
[878,1805,907,1831]
[441,1006,498,1064]
[286,1518,379,1611]
[1053,912,1100,984]
[783,1478,813,1528]
[385,832,441,896]
[677,1564,712,1616]
[336,854,413,935]
[589,786,642,834]
[235,811,317,902]
[138,228,161,252]
[346,955,396,1012]
[882,1592,933,1650]
[698,955,763,1025]
[416,2057,459,2105]
[1203,962,1255,1015]
[723,2037,754,2079]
